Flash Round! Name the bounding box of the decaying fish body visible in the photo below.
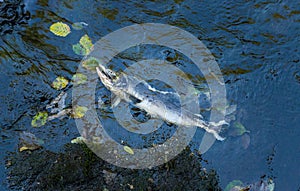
[96,64,227,141]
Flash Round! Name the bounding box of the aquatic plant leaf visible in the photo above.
[71,136,86,144]
[51,76,69,90]
[72,43,87,55]
[224,180,243,191]
[71,106,88,118]
[231,121,249,136]
[31,112,48,127]
[19,146,29,152]
[79,34,93,53]
[19,146,42,152]
[71,73,87,85]
[49,22,71,37]
[72,34,93,55]
[123,146,134,155]
[71,22,88,30]
[82,57,100,71]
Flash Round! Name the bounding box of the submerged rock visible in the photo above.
[225,179,275,191]
[6,145,221,190]
[0,0,30,35]
[19,131,43,152]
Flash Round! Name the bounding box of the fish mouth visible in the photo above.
[96,64,118,89]
[97,64,112,80]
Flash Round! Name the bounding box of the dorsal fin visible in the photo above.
[111,93,121,108]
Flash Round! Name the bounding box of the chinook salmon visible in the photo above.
[96,64,227,141]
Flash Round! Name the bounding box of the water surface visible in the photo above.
[0,0,299,190]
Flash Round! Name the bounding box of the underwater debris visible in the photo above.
[71,22,88,30]
[19,131,43,152]
[46,91,67,114]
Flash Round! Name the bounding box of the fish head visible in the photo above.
[96,64,119,90]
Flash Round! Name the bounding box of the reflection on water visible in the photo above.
[1,0,300,190]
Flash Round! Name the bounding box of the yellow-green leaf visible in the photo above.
[72,73,87,85]
[71,136,86,144]
[50,22,71,37]
[31,112,48,127]
[71,105,88,118]
[82,57,100,71]
[51,76,69,90]
[72,34,93,56]
[72,43,87,56]
[231,122,249,136]
[123,146,134,155]
[79,34,93,54]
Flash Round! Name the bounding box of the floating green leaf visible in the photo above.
[224,180,243,191]
[72,34,93,56]
[49,22,71,37]
[71,105,88,118]
[71,73,87,85]
[123,146,134,155]
[230,121,250,137]
[80,34,93,52]
[82,57,100,71]
[72,43,87,55]
[71,22,88,30]
[31,112,48,127]
[51,76,69,90]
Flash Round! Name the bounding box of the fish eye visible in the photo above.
[107,70,117,80]
[112,74,118,80]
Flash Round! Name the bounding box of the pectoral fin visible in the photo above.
[128,95,142,104]
[194,113,204,119]
[111,94,121,108]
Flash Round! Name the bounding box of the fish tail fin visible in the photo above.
[212,131,226,141]
[195,119,227,141]
[209,120,228,127]
[207,120,228,141]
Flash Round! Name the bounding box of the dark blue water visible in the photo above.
[0,0,299,190]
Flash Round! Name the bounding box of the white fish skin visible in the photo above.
[96,66,226,141]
